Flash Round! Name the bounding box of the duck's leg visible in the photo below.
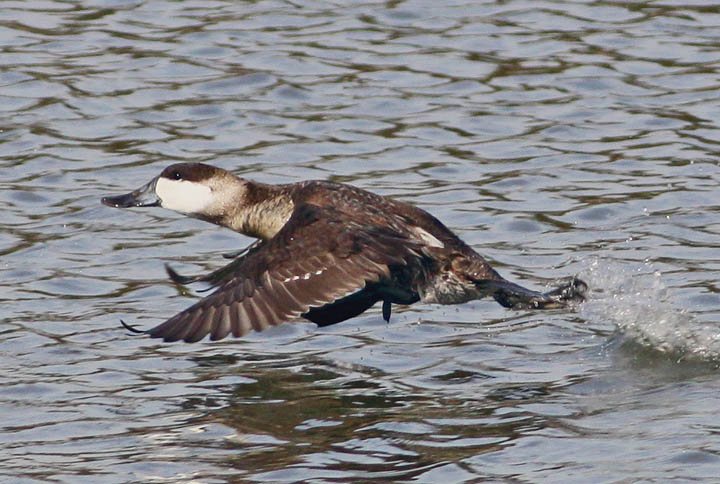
[382,299,392,322]
[479,278,587,310]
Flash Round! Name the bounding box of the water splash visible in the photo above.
[579,258,720,362]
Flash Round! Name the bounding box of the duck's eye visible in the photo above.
[172,171,182,180]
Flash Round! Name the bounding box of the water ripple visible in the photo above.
[1,1,719,483]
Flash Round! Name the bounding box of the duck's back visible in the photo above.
[290,180,470,252]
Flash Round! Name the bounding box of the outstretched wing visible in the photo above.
[140,204,419,343]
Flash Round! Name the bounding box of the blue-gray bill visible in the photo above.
[101,178,160,208]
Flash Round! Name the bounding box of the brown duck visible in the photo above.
[101,163,587,343]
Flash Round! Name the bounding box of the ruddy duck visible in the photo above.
[101,163,587,343]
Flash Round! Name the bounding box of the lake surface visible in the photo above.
[2,1,720,482]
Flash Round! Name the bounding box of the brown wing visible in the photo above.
[142,204,419,343]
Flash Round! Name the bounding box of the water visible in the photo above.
[2,1,720,482]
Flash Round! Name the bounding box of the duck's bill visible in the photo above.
[101,177,160,208]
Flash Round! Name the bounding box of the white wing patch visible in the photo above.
[283,268,326,283]
[412,226,444,248]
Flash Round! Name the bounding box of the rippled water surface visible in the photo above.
[2,1,720,482]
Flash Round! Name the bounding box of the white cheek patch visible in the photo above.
[413,226,444,248]
[155,177,213,214]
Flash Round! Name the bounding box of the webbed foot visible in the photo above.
[487,277,587,310]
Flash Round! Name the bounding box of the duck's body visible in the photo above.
[102,163,586,343]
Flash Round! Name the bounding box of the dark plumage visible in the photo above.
[102,163,587,343]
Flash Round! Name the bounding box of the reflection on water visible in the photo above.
[2,1,720,483]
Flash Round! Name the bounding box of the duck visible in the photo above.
[101,162,587,343]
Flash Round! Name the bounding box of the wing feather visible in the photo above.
[141,204,420,342]
[210,306,232,341]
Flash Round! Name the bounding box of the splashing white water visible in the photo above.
[579,258,720,362]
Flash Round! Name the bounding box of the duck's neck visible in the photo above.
[218,180,294,240]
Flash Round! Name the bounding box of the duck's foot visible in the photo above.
[543,278,588,304]
[489,277,588,310]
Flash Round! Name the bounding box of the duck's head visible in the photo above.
[102,162,292,238]
[101,162,236,216]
